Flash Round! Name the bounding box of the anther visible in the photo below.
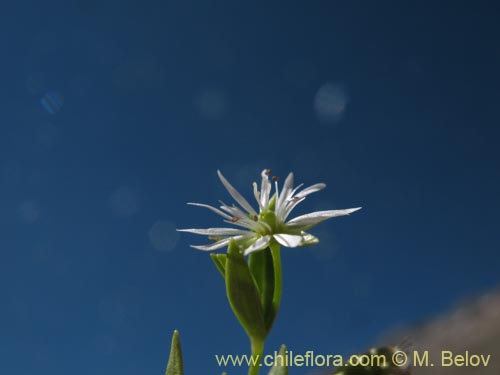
[231,217,240,223]
[272,176,279,182]
[265,169,272,175]
[253,215,258,221]
[292,196,301,202]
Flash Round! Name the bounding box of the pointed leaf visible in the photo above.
[268,345,288,375]
[248,247,275,330]
[210,253,227,278]
[165,330,183,375]
[225,239,267,341]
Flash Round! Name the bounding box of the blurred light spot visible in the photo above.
[149,220,179,252]
[17,200,40,223]
[195,88,228,119]
[110,186,140,217]
[40,91,63,114]
[314,83,348,123]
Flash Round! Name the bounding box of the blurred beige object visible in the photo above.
[384,290,500,375]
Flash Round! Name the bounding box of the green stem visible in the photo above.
[270,243,282,320]
[248,337,265,375]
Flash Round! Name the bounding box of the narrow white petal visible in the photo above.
[177,228,250,236]
[217,170,257,216]
[187,202,233,220]
[260,169,271,208]
[279,182,318,220]
[219,202,248,218]
[253,182,264,211]
[281,196,306,221]
[191,237,232,251]
[289,183,304,197]
[295,183,326,198]
[274,180,279,210]
[273,233,303,248]
[223,219,255,230]
[219,201,259,230]
[243,235,272,256]
[190,235,247,251]
[276,172,294,219]
[287,207,362,227]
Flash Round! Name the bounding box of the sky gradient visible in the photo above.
[1,1,500,374]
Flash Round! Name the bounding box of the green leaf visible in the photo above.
[210,253,227,278]
[267,345,288,375]
[225,239,267,341]
[248,247,275,330]
[165,330,183,375]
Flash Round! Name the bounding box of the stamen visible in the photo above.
[231,217,240,223]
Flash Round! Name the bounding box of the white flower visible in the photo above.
[177,169,361,256]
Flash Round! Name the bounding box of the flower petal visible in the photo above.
[295,183,326,198]
[243,235,272,256]
[260,169,271,208]
[217,170,257,216]
[276,172,294,218]
[187,202,233,220]
[300,232,319,246]
[273,233,304,248]
[190,235,248,251]
[190,237,232,251]
[281,196,306,222]
[177,228,250,236]
[219,201,259,230]
[287,207,362,227]
[280,183,325,221]
[253,182,264,211]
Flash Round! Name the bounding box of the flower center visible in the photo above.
[257,210,279,235]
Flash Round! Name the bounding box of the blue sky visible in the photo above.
[1,1,500,374]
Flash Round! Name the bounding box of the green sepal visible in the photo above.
[210,253,227,278]
[165,330,183,375]
[268,345,288,375]
[225,239,267,341]
[248,247,275,330]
